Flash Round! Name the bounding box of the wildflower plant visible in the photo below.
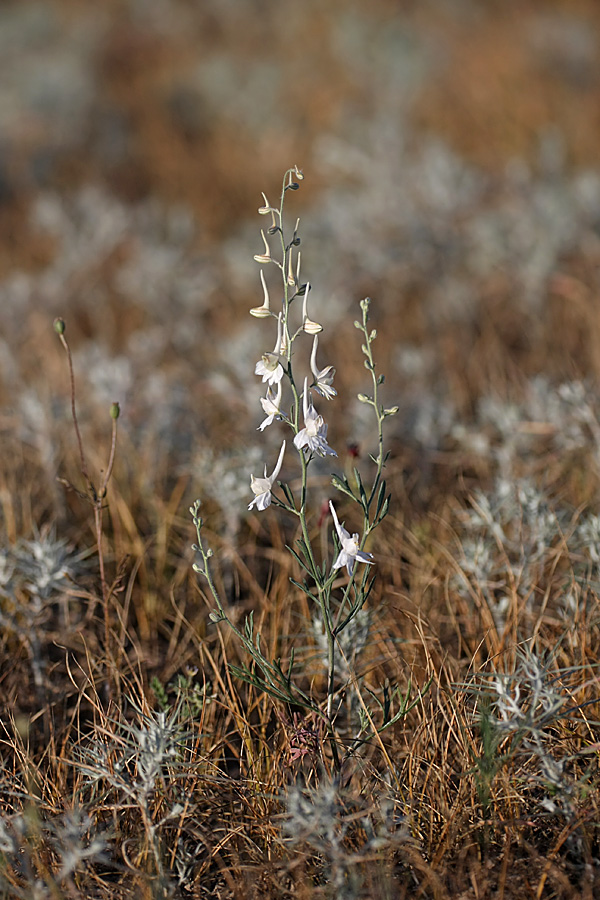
[191,167,417,770]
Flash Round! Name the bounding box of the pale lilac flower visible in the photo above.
[258,379,284,431]
[255,313,285,386]
[329,501,374,576]
[248,440,286,511]
[294,378,336,457]
[310,335,337,400]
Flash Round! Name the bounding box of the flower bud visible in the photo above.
[54,317,65,335]
[250,270,273,317]
[258,192,272,215]
[303,318,323,334]
[253,229,271,264]
[301,283,322,333]
[110,402,120,419]
[287,250,296,286]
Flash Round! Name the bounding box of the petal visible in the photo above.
[355,550,374,564]
[332,550,348,571]
[294,429,308,450]
[302,376,309,421]
[329,502,350,541]
[257,414,274,431]
[256,491,272,510]
[269,439,287,483]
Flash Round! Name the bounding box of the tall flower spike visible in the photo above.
[248,440,286,511]
[294,377,336,457]
[329,501,374,576]
[254,229,271,264]
[255,313,285,385]
[301,283,323,334]
[250,270,272,318]
[310,335,337,400]
[258,378,283,431]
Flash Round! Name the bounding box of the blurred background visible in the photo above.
[2,0,600,535]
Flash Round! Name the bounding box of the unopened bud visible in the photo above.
[253,229,271,264]
[357,393,372,404]
[250,269,272,317]
[384,406,399,416]
[287,250,296,286]
[258,192,272,215]
[53,317,65,335]
[110,402,120,419]
[303,319,323,335]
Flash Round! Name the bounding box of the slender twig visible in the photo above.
[54,317,120,654]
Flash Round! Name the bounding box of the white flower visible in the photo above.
[258,379,283,431]
[310,335,336,400]
[329,501,374,576]
[293,378,336,457]
[255,313,285,385]
[248,440,286,511]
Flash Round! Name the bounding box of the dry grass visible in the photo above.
[1,1,600,897]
